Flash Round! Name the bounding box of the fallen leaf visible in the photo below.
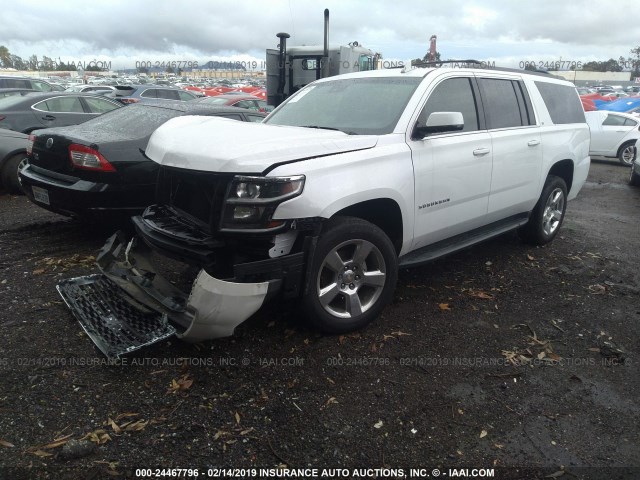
[107,418,122,434]
[322,397,338,409]
[390,330,411,336]
[0,440,15,448]
[480,430,488,438]
[32,450,53,457]
[32,269,46,275]
[234,412,241,424]
[494,443,504,449]
[42,433,74,450]
[527,254,535,261]
[124,420,148,432]
[469,290,494,300]
[373,420,384,429]
[545,470,565,478]
[438,303,451,311]
[166,374,193,394]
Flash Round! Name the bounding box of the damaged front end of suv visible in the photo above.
[58,156,321,359]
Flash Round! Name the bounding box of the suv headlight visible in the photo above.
[221,175,305,231]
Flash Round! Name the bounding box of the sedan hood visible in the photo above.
[145,115,378,173]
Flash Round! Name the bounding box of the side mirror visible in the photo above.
[413,111,464,139]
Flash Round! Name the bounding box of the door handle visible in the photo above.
[42,115,56,121]
[473,147,490,156]
[527,140,540,146]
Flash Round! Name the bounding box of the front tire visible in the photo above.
[618,142,636,166]
[303,216,398,334]
[519,175,567,246]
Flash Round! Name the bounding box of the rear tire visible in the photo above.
[303,216,398,334]
[519,175,567,246]
[1,154,27,194]
[618,142,636,166]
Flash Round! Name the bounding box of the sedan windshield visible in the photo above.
[265,77,421,135]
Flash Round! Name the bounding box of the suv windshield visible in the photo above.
[265,77,422,135]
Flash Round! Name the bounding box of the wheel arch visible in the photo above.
[547,159,574,194]
[332,198,404,255]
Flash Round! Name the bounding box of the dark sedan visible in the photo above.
[0,92,122,133]
[20,103,266,222]
[0,129,28,193]
[107,85,198,104]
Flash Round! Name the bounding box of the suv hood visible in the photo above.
[145,115,378,173]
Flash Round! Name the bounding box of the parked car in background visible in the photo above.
[64,85,118,94]
[0,88,36,99]
[106,85,198,104]
[196,94,272,112]
[0,92,122,133]
[0,129,28,193]
[0,76,65,92]
[585,110,640,165]
[596,97,640,113]
[20,104,266,222]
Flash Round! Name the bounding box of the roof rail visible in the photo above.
[408,59,563,79]
[411,59,483,68]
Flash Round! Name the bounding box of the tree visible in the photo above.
[10,54,26,70]
[630,46,640,79]
[582,58,622,72]
[0,45,11,68]
[411,51,441,66]
[28,55,38,70]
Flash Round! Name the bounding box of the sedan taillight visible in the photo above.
[69,144,116,172]
[27,134,35,155]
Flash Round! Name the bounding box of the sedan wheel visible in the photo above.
[618,143,636,166]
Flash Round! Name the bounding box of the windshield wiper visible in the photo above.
[300,125,341,131]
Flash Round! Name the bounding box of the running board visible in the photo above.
[399,214,529,268]
[57,274,176,360]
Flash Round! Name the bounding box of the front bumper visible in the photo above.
[19,164,155,219]
[58,230,306,359]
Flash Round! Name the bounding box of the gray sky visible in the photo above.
[1,0,639,70]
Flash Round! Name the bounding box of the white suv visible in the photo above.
[58,66,590,358]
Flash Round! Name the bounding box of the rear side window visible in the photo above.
[31,80,53,92]
[418,77,479,133]
[83,97,120,113]
[177,90,196,101]
[534,81,586,124]
[1,78,30,89]
[246,114,265,123]
[477,78,524,129]
[157,89,179,100]
[140,89,157,99]
[34,96,85,113]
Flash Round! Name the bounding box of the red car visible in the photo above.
[196,94,272,112]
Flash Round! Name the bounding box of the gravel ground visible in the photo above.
[0,160,638,480]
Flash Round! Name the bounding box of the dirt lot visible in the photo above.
[0,160,639,480]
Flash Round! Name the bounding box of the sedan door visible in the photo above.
[595,113,637,155]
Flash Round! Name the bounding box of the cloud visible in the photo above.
[1,0,639,69]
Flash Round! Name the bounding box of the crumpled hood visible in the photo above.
[145,115,378,173]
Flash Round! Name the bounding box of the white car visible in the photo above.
[585,110,640,165]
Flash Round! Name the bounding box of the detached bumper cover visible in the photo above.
[57,232,298,359]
